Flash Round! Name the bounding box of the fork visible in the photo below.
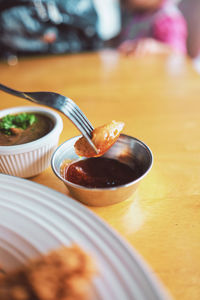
[0,83,98,153]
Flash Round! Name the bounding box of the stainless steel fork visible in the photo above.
[0,83,97,153]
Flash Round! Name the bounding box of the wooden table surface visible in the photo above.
[0,50,200,300]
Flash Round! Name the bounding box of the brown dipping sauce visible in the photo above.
[0,114,54,146]
[65,157,142,188]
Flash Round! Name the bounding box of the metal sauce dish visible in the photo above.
[51,134,153,207]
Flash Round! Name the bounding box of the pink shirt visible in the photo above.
[122,0,187,54]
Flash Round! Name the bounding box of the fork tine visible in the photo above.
[71,112,93,137]
[66,99,94,132]
[61,101,98,153]
[66,112,98,152]
[62,105,92,137]
[67,102,93,136]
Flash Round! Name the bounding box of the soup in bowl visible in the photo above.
[0,106,63,178]
[0,112,54,146]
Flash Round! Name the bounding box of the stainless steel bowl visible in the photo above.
[51,134,153,206]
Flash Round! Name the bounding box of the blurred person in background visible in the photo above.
[115,0,187,56]
[0,0,189,63]
[178,0,200,73]
[179,0,200,59]
[0,0,104,64]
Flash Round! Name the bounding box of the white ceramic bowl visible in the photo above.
[0,106,63,178]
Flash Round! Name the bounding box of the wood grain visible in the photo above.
[0,50,200,300]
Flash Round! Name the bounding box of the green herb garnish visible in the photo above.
[0,113,37,135]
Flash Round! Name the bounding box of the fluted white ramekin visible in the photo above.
[0,106,63,178]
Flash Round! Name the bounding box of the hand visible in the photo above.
[118,38,171,56]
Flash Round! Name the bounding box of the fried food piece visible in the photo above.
[0,267,5,280]
[0,245,97,300]
[74,120,124,157]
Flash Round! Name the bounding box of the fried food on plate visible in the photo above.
[0,245,97,300]
[74,120,124,157]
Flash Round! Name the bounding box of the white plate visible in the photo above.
[0,174,170,300]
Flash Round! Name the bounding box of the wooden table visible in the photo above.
[0,51,200,300]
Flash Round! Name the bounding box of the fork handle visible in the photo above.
[0,83,30,101]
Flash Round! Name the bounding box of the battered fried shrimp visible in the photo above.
[74,120,124,157]
[0,245,97,300]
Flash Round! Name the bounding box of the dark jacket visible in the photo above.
[0,0,102,58]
